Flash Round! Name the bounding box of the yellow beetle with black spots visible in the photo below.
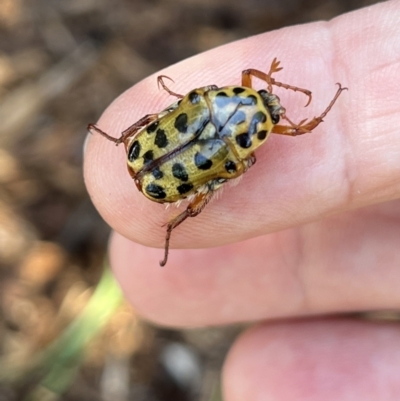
[88,58,346,266]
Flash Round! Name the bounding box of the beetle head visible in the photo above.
[258,90,285,124]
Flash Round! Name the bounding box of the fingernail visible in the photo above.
[83,130,92,155]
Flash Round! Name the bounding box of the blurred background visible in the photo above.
[0,0,384,400]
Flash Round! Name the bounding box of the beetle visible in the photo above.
[88,58,346,266]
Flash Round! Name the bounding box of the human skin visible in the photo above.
[84,1,400,400]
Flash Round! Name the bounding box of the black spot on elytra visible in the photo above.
[147,121,159,133]
[194,152,213,170]
[236,133,252,149]
[145,183,166,199]
[174,113,188,133]
[216,91,228,97]
[152,167,164,179]
[154,128,168,148]
[172,163,188,182]
[257,130,267,140]
[128,140,141,161]
[225,160,237,173]
[142,150,154,164]
[177,183,194,195]
[249,111,267,136]
[189,91,200,104]
[233,87,245,95]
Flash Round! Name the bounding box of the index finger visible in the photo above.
[84,2,400,254]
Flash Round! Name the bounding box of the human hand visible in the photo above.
[84,1,400,399]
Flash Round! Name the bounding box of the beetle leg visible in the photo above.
[272,84,346,136]
[160,190,214,267]
[241,57,282,90]
[88,114,159,145]
[157,75,184,99]
[242,58,312,107]
[244,153,256,171]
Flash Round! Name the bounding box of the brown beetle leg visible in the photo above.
[160,191,214,267]
[272,84,347,136]
[157,75,184,99]
[242,58,312,107]
[88,114,159,146]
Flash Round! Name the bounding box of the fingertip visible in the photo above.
[223,319,400,401]
[85,3,400,252]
